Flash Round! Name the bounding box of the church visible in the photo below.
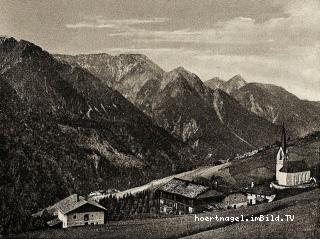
[276,126,311,186]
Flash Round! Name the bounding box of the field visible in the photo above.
[12,188,320,239]
[183,196,320,239]
[10,136,320,238]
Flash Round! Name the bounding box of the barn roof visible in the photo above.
[57,194,107,215]
[158,178,209,199]
[280,160,309,173]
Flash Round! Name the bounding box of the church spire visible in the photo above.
[281,124,287,153]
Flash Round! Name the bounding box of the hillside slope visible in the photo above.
[0,37,194,234]
[136,67,279,161]
[57,55,280,161]
[55,53,165,102]
[231,83,320,136]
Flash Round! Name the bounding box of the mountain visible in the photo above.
[55,53,165,102]
[135,67,279,160]
[231,82,320,136]
[57,55,280,160]
[203,77,225,90]
[225,74,247,93]
[0,37,195,234]
[205,74,247,94]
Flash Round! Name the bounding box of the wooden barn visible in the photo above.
[157,178,223,214]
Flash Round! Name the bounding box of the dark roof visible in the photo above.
[281,125,287,152]
[246,185,276,196]
[280,160,309,173]
[47,218,62,227]
[158,178,209,199]
[197,189,223,199]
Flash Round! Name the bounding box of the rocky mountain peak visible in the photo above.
[205,74,246,94]
[165,67,205,96]
[228,74,247,86]
[204,77,225,90]
[118,53,148,60]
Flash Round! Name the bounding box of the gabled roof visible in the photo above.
[158,178,209,199]
[48,194,85,213]
[280,160,309,173]
[56,194,107,215]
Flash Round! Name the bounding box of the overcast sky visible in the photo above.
[1,0,319,100]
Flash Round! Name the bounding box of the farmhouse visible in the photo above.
[276,126,311,186]
[221,192,247,209]
[246,185,276,205]
[157,178,223,214]
[44,194,107,228]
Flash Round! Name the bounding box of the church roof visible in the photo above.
[280,160,309,173]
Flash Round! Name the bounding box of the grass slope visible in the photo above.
[13,189,320,239]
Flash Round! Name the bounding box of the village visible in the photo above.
[31,127,319,229]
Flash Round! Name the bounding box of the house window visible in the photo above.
[84,214,89,221]
[73,215,76,219]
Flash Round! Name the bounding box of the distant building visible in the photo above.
[157,178,223,214]
[246,185,276,205]
[42,194,107,228]
[276,126,311,186]
[221,192,247,209]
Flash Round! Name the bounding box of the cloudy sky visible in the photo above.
[1,0,319,100]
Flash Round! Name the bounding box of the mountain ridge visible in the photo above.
[232,82,320,136]
[57,53,280,161]
[204,74,247,93]
[0,37,196,234]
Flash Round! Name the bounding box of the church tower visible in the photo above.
[276,125,288,182]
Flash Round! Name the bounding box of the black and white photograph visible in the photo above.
[0,0,320,238]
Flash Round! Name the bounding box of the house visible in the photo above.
[57,194,107,228]
[246,185,276,205]
[157,178,223,214]
[221,192,247,209]
[276,126,311,186]
[35,194,108,228]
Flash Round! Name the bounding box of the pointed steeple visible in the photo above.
[281,124,287,153]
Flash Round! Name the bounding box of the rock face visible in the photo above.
[55,53,165,102]
[203,77,225,90]
[0,37,196,234]
[57,55,280,162]
[231,83,320,136]
[205,74,247,94]
[136,67,279,160]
